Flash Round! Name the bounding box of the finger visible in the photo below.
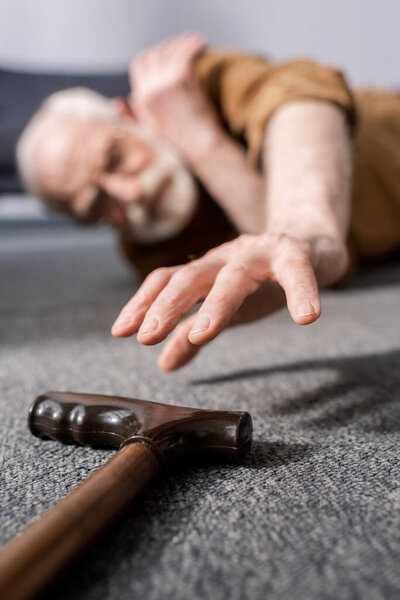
[130,51,149,80]
[111,267,176,337]
[166,32,206,70]
[158,314,201,371]
[177,35,206,69]
[160,284,286,371]
[173,31,206,54]
[164,32,205,56]
[272,242,321,325]
[154,35,188,65]
[130,56,152,102]
[136,258,222,345]
[134,39,171,68]
[132,50,157,86]
[188,262,259,345]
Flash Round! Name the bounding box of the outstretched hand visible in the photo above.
[111,233,324,371]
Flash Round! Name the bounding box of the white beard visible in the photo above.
[126,149,198,245]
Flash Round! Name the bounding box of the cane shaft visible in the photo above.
[0,442,162,600]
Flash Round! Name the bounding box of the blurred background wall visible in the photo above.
[0,0,398,87]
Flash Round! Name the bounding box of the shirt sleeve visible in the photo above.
[194,49,357,166]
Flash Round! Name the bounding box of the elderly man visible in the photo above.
[17,34,400,371]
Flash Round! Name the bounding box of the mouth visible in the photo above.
[123,150,198,244]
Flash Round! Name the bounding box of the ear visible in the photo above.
[109,96,137,120]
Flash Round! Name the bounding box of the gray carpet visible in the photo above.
[1,223,400,600]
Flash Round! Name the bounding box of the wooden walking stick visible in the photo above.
[0,391,252,600]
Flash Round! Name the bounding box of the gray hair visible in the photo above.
[16,87,118,198]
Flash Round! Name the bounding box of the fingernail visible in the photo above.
[112,314,132,332]
[190,315,210,335]
[295,301,316,317]
[138,316,159,335]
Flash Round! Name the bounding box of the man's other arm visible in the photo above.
[128,34,265,233]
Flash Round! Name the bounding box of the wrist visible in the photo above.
[308,235,349,286]
[266,230,349,286]
[266,185,349,241]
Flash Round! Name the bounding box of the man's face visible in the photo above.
[35,115,197,243]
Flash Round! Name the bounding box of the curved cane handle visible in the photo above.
[30,394,140,449]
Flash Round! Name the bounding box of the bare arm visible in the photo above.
[129,33,264,233]
[264,99,352,286]
[184,127,265,233]
[184,98,352,251]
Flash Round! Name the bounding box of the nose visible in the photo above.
[99,173,142,205]
[121,147,154,174]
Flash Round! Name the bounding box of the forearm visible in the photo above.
[181,128,265,234]
[264,100,353,284]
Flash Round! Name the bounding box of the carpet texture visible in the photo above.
[1,224,399,600]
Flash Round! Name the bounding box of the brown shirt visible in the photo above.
[350,89,400,259]
[121,49,400,277]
